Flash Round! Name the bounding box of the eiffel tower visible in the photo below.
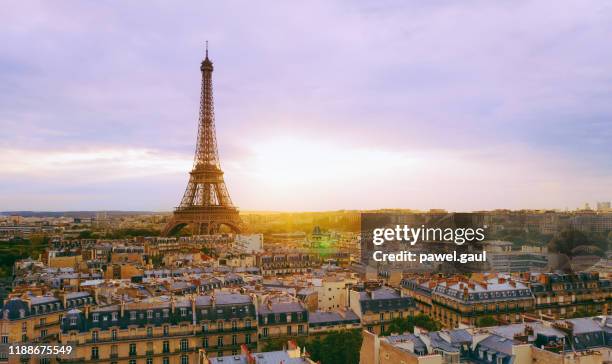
[163,44,242,236]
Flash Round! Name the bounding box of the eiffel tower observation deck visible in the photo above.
[163,43,242,236]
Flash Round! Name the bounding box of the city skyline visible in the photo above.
[1,1,612,212]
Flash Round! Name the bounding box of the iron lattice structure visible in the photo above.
[163,46,242,235]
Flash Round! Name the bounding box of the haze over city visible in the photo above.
[1,1,611,211]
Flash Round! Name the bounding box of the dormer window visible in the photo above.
[147,310,153,319]
[180,308,187,317]
[163,309,169,318]
[130,311,136,320]
[92,313,99,322]
[112,312,118,321]
[19,309,25,318]
[70,317,77,326]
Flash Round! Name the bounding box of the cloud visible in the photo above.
[0,148,191,181]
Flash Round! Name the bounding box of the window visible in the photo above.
[287,326,292,335]
[130,360,136,364]
[380,313,385,321]
[203,337,209,348]
[91,347,99,360]
[180,338,189,351]
[202,323,208,333]
[263,328,269,337]
[217,336,224,347]
[163,358,169,364]
[129,343,137,356]
[232,320,238,331]
[91,331,98,342]
[245,320,251,329]
[180,308,187,317]
[232,334,237,345]
[163,309,169,318]
[218,321,224,332]
[92,313,99,322]
[232,306,236,314]
[147,327,153,337]
[111,345,118,356]
[22,322,27,332]
[163,325,169,336]
[112,329,117,341]
[130,311,136,320]
[181,355,189,364]
[40,329,47,338]
[298,325,304,334]
[297,313,302,321]
[147,359,153,364]
[245,334,251,344]
[1,336,7,344]
[163,341,170,353]
[147,310,153,319]
[112,312,118,321]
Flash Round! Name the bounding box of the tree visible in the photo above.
[78,230,94,239]
[476,315,498,327]
[383,314,441,336]
[306,330,362,364]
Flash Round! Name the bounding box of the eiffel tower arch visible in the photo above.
[163,44,242,236]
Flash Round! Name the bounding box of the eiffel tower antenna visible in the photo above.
[162,45,242,236]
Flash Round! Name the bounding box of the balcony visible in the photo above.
[84,330,195,344]
[35,321,60,329]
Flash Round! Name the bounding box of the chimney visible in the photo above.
[191,295,197,325]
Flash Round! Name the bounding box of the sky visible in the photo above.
[1,1,611,212]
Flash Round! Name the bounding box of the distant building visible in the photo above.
[349,287,416,335]
[528,272,611,319]
[256,294,308,348]
[235,234,264,254]
[430,275,534,328]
